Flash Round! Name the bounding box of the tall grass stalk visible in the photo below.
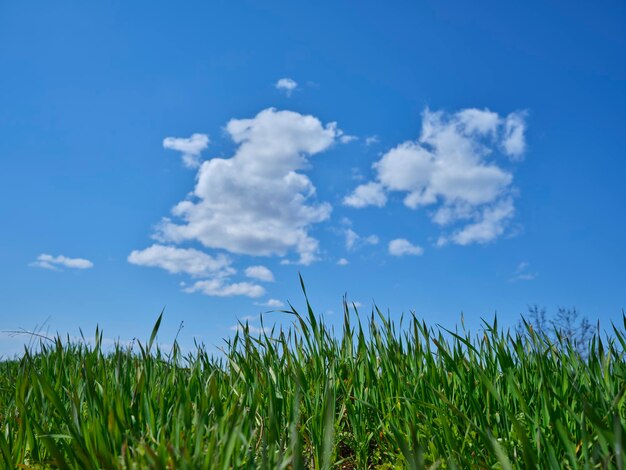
[1,286,625,468]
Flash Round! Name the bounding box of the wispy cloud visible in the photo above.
[339,134,358,144]
[502,112,527,160]
[184,279,265,298]
[388,239,424,257]
[245,265,274,282]
[128,244,233,277]
[509,261,537,282]
[275,78,298,96]
[254,298,285,308]
[163,133,209,168]
[365,135,380,146]
[344,228,379,251]
[127,245,275,298]
[30,254,94,271]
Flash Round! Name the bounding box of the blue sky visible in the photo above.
[1,0,625,356]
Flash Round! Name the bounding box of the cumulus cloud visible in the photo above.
[337,258,349,266]
[163,133,209,168]
[275,78,298,96]
[245,265,274,282]
[132,108,346,296]
[30,254,94,270]
[128,244,233,277]
[389,239,424,257]
[343,182,387,208]
[346,108,527,245]
[345,228,379,251]
[184,279,265,298]
[155,108,339,265]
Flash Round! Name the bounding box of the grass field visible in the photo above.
[1,283,625,468]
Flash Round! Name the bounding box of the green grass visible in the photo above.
[1,283,625,468]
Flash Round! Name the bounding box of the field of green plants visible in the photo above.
[1,283,625,469]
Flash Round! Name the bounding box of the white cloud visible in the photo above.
[30,254,94,270]
[365,135,380,146]
[345,228,379,251]
[437,198,514,246]
[346,108,527,245]
[339,134,358,144]
[126,246,277,298]
[184,279,265,298]
[343,182,387,208]
[275,78,298,96]
[509,261,537,282]
[155,108,339,265]
[231,323,271,335]
[245,265,274,282]
[350,167,365,181]
[502,112,527,159]
[345,229,358,250]
[365,234,380,246]
[254,298,285,308]
[337,258,349,266]
[163,133,209,169]
[455,108,500,135]
[388,239,424,257]
[127,244,233,277]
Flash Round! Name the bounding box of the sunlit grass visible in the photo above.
[1,280,625,468]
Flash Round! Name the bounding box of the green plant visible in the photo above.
[0,281,624,468]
